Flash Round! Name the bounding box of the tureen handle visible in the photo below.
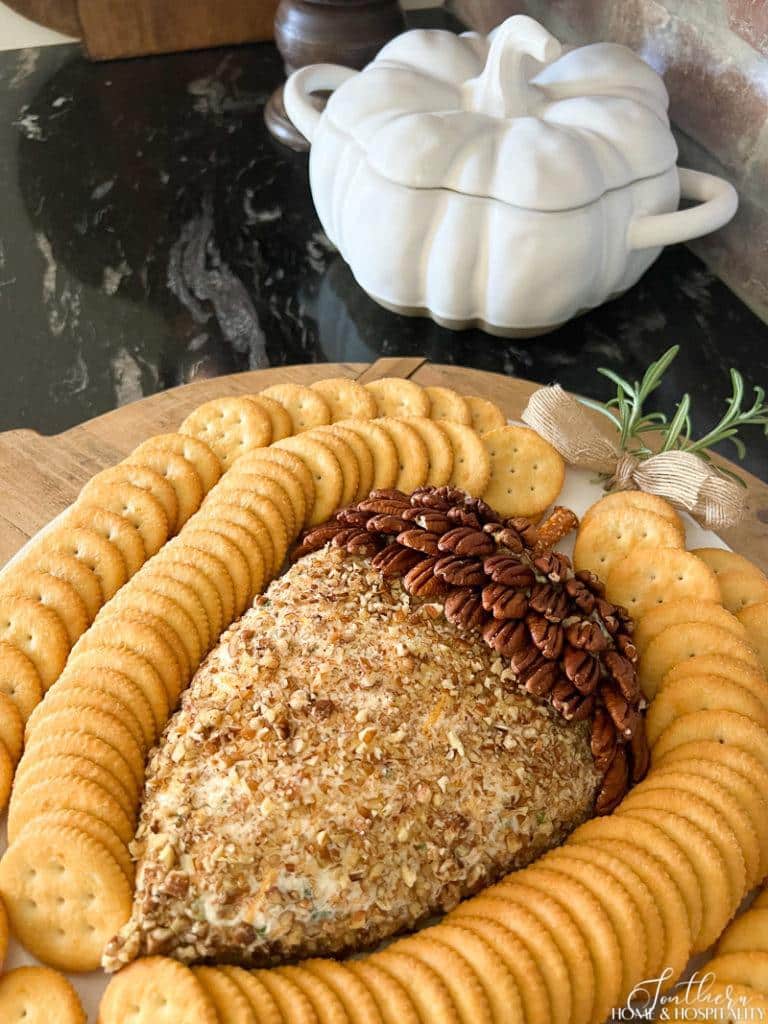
[462,15,561,119]
[628,169,738,249]
[284,64,358,145]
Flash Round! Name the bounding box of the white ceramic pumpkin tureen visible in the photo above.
[284,15,738,337]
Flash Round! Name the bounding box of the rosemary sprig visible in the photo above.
[579,346,768,485]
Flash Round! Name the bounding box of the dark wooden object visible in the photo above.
[264,0,406,150]
[6,0,280,58]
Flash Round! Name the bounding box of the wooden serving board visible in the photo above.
[1,357,766,571]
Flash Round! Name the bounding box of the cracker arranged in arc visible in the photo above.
[301,428,359,509]
[260,383,331,433]
[248,393,293,442]
[465,395,506,435]
[32,526,128,603]
[0,826,132,973]
[568,813,703,959]
[440,420,492,497]
[124,448,204,529]
[393,933,494,1024]
[15,751,136,822]
[317,423,375,502]
[0,966,86,1024]
[98,956,219,1024]
[737,601,768,675]
[619,786,746,925]
[228,450,308,532]
[368,950,461,1024]
[335,418,399,492]
[616,803,731,953]
[364,377,431,419]
[63,506,147,579]
[196,509,269,599]
[717,569,768,613]
[100,587,202,674]
[192,966,256,1024]
[406,416,455,488]
[65,646,170,736]
[76,481,169,557]
[0,690,26,764]
[161,540,237,630]
[81,463,180,535]
[582,490,684,537]
[0,595,70,691]
[277,964,348,1024]
[648,674,768,746]
[653,756,768,881]
[219,966,282,1024]
[662,656,768,714]
[130,433,222,494]
[180,397,272,468]
[346,960,421,1024]
[450,906,572,1024]
[374,417,430,493]
[693,546,767,579]
[605,547,720,619]
[15,808,134,884]
[0,569,90,646]
[15,551,103,623]
[0,642,42,722]
[0,741,12,812]
[482,425,563,517]
[502,870,622,1024]
[573,507,684,580]
[177,528,253,618]
[311,377,379,421]
[218,471,297,543]
[652,708,768,776]
[424,385,471,425]
[633,598,747,655]
[638,621,762,699]
[273,434,343,526]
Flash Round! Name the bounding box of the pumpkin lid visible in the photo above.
[323,16,678,212]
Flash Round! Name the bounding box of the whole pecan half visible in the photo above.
[564,577,596,614]
[603,651,640,703]
[527,614,565,660]
[446,507,482,530]
[403,557,451,598]
[520,658,560,698]
[562,646,600,695]
[483,555,534,589]
[595,597,622,635]
[551,679,593,721]
[533,552,570,583]
[345,531,382,556]
[590,707,618,772]
[601,681,639,739]
[616,633,639,666]
[371,544,423,577]
[433,555,487,587]
[565,620,608,653]
[629,725,650,783]
[575,569,605,597]
[337,508,374,527]
[358,496,410,517]
[397,529,441,556]
[438,527,495,558]
[366,513,411,535]
[482,619,528,658]
[481,583,529,620]
[401,507,452,533]
[291,521,346,560]
[595,746,629,815]
[529,582,569,623]
[444,589,487,630]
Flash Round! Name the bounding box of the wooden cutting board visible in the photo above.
[0,357,766,570]
[4,0,278,57]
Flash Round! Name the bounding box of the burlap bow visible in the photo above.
[522,385,746,530]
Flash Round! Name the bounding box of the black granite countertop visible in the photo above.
[1,27,767,479]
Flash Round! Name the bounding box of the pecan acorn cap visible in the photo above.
[293,485,648,813]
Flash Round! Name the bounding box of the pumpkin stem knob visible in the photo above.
[462,15,561,119]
